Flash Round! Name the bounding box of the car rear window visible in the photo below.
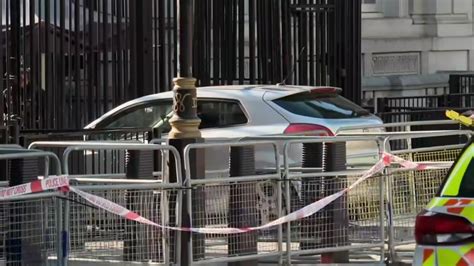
[272,93,370,119]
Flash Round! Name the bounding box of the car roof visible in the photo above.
[135,84,340,101]
[85,84,341,128]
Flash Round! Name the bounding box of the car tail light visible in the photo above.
[415,210,474,245]
[284,123,334,136]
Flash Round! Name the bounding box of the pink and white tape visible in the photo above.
[0,175,69,200]
[0,153,453,234]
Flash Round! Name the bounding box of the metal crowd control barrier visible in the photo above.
[60,142,183,265]
[340,130,471,263]
[182,137,389,265]
[183,141,281,265]
[0,131,470,265]
[0,149,64,265]
[282,136,385,264]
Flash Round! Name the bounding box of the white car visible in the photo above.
[86,85,383,223]
[86,84,383,170]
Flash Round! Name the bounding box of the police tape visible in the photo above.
[0,152,455,234]
[0,175,69,200]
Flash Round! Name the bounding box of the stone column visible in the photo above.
[469,50,474,71]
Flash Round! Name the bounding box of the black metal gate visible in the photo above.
[0,0,361,132]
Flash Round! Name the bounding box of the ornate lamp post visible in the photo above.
[168,0,204,264]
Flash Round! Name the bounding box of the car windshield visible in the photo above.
[272,93,370,119]
[440,144,474,197]
[458,159,474,196]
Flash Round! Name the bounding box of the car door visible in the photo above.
[195,99,251,177]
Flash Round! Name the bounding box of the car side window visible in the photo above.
[102,101,173,129]
[197,100,247,129]
[458,158,474,197]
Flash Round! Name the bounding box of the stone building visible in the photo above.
[361,0,474,108]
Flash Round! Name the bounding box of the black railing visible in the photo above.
[376,93,474,113]
[0,0,362,134]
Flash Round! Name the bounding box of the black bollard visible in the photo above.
[7,157,45,265]
[124,150,155,261]
[321,142,348,263]
[300,143,324,250]
[228,146,258,266]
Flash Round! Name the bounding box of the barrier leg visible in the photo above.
[228,146,258,266]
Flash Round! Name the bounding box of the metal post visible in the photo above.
[168,0,205,264]
[228,146,258,266]
[9,0,21,119]
[129,0,153,98]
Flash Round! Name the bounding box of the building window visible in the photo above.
[362,0,381,13]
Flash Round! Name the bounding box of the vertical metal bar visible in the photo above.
[158,0,165,91]
[281,0,290,84]
[29,0,36,129]
[238,0,244,83]
[0,0,4,127]
[59,0,65,129]
[117,0,124,102]
[212,0,219,84]
[124,0,130,100]
[249,0,255,83]
[320,0,326,84]
[44,0,52,129]
[308,0,314,85]
[204,0,212,86]
[87,0,94,123]
[10,0,21,119]
[103,0,109,114]
[67,0,72,128]
[94,0,100,118]
[74,0,80,128]
[21,0,27,128]
[172,0,177,78]
[52,0,58,129]
[79,0,86,127]
[111,0,117,107]
[153,0,158,92]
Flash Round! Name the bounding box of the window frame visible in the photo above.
[196,98,250,129]
[95,97,250,130]
[96,99,173,129]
